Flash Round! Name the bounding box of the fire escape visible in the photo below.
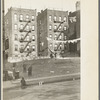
[54,20,65,52]
[19,18,32,57]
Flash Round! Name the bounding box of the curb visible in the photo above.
[3,73,80,91]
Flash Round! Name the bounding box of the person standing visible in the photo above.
[20,77,26,89]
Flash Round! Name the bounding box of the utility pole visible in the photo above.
[2,0,5,69]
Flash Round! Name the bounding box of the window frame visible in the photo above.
[32,35,35,41]
[15,34,18,40]
[32,45,35,51]
[49,15,52,21]
[64,16,67,22]
[14,24,18,30]
[59,16,62,21]
[54,16,57,21]
[32,15,35,21]
[32,25,35,31]
[49,25,52,30]
[19,14,23,21]
[14,13,17,21]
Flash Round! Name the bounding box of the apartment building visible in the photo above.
[4,7,37,62]
[37,9,69,57]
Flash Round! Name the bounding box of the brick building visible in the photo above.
[68,1,80,56]
[4,7,37,62]
[37,9,69,57]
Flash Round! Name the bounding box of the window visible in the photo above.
[15,45,18,51]
[65,36,67,40]
[26,25,29,31]
[54,34,57,40]
[27,45,30,51]
[54,44,57,50]
[32,25,35,31]
[26,35,30,41]
[73,17,76,22]
[32,15,35,21]
[32,45,35,51]
[64,17,66,21]
[59,44,62,50]
[14,14,17,21]
[20,24,24,29]
[20,45,24,53]
[64,26,67,30]
[19,14,23,21]
[21,44,24,49]
[54,16,57,21]
[54,25,57,30]
[59,35,62,40]
[59,17,62,21]
[15,34,18,40]
[49,34,52,38]
[49,43,52,47]
[14,24,18,30]
[21,34,24,40]
[26,15,29,21]
[49,25,52,30]
[49,15,52,21]
[32,35,35,41]
[26,15,29,19]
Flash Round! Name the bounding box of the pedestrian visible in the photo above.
[50,53,53,58]
[20,77,26,89]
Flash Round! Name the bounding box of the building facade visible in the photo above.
[37,9,69,57]
[5,7,37,62]
[68,1,80,56]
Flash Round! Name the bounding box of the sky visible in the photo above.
[4,0,80,14]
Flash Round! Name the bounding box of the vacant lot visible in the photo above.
[4,58,80,80]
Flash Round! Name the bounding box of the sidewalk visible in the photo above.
[3,73,80,90]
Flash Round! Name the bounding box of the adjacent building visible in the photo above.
[68,1,80,56]
[4,7,37,62]
[37,9,69,57]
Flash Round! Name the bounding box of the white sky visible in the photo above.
[4,0,80,14]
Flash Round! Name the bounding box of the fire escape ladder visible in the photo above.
[23,41,31,52]
[56,42,62,51]
[48,47,55,55]
[56,32,62,40]
[26,50,31,57]
[22,21,30,31]
[20,31,31,42]
[54,21,65,32]
[23,31,30,40]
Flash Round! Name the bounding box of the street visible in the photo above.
[3,80,80,100]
